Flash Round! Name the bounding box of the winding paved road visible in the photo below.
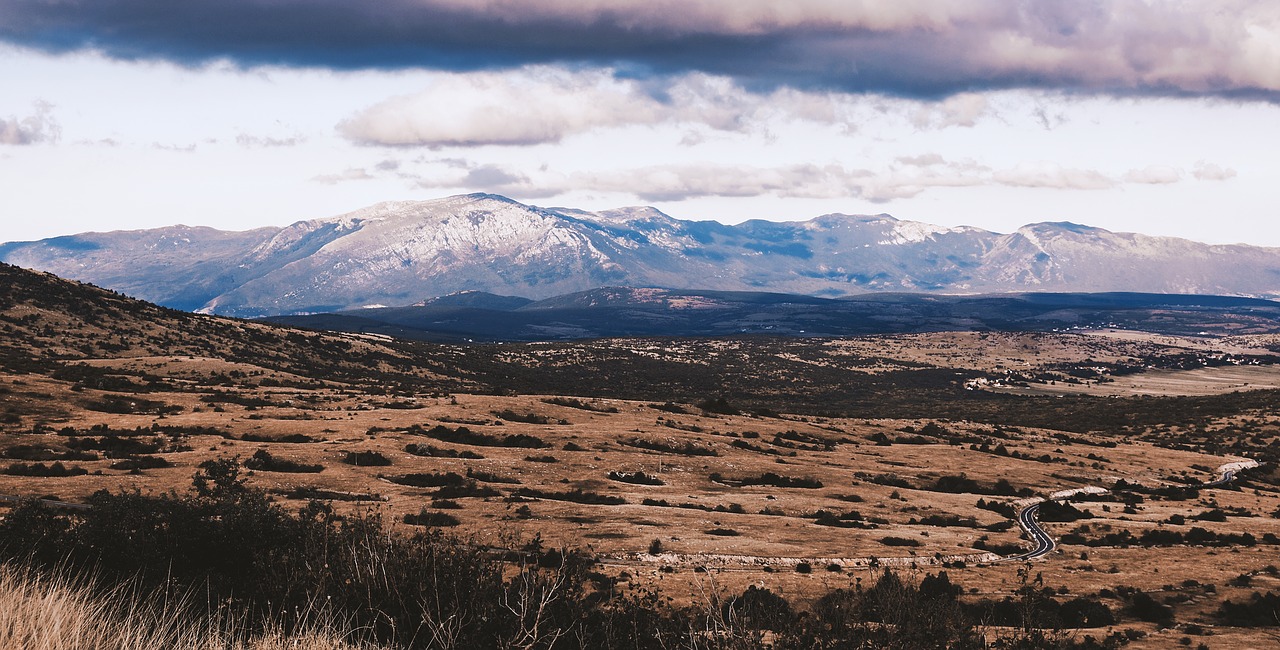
[1005,459,1259,562]
[1006,501,1056,561]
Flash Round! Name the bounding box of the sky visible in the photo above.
[1,1,1278,245]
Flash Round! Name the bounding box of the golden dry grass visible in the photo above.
[0,564,383,650]
[2,324,1279,645]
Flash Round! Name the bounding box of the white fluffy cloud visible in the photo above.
[340,70,663,147]
[910,93,991,129]
[1123,165,1183,185]
[337,68,1012,148]
[1192,161,1238,181]
[338,69,866,147]
[0,101,60,146]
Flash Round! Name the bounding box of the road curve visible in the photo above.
[1006,501,1056,561]
[1005,459,1258,562]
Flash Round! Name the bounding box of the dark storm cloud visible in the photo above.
[3,1,1279,99]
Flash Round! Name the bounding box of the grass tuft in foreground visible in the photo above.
[0,563,381,650]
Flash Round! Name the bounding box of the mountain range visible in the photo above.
[3,193,1279,318]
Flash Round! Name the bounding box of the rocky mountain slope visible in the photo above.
[4,193,1279,317]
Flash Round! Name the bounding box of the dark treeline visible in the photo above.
[0,462,1140,650]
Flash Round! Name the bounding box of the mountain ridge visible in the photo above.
[262,285,1280,343]
[4,193,1279,317]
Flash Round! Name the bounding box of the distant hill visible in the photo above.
[7,262,1280,428]
[264,286,1280,342]
[5,193,1280,317]
[0,262,447,389]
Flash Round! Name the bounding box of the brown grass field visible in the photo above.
[1,264,1279,648]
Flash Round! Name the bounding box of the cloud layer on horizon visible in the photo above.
[391,157,1237,203]
[4,1,1280,100]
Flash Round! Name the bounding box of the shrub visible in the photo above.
[622,438,718,457]
[712,472,822,489]
[466,468,521,484]
[724,585,794,630]
[647,402,688,414]
[492,410,565,425]
[408,424,548,449]
[697,397,740,415]
[812,510,865,528]
[281,486,382,502]
[879,536,922,547]
[917,514,978,528]
[1,445,98,461]
[512,488,626,506]
[243,450,323,473]
[341,450,391,466]
[1217,591,1280,627]
[85,394,181,415]
[1192,508,1228,522]
[239,432,318,443]
[386,472,468,488]
[65,436,163,457]
[1128,591,1175,627]
[3,462,88,477]
[607,471,664,486]
[430,483,502,499]
[1037,501,1093,522]
[860,472,913,488]
[403,510,461,527]
[541,397,618,413]
[927,474,983,494]
[829,493,865,503]
[109,455,171,471]
[404,443,484,459]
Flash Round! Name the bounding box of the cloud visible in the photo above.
[1192,161,1238,181]
[151,142,197,152]
[0,101,60,145]
[896,153,948,167]
[581,164,876,202]
[1123,165,1182,185]
[340,69,673,147]
[910,93,991,128]
[408,157,1184,203]
[4,1,1280,100]
[412,160,870,201]
[993,163,1117,191]
[339,68,856,147]
[311,168,375,185]
[235,133,305,147]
